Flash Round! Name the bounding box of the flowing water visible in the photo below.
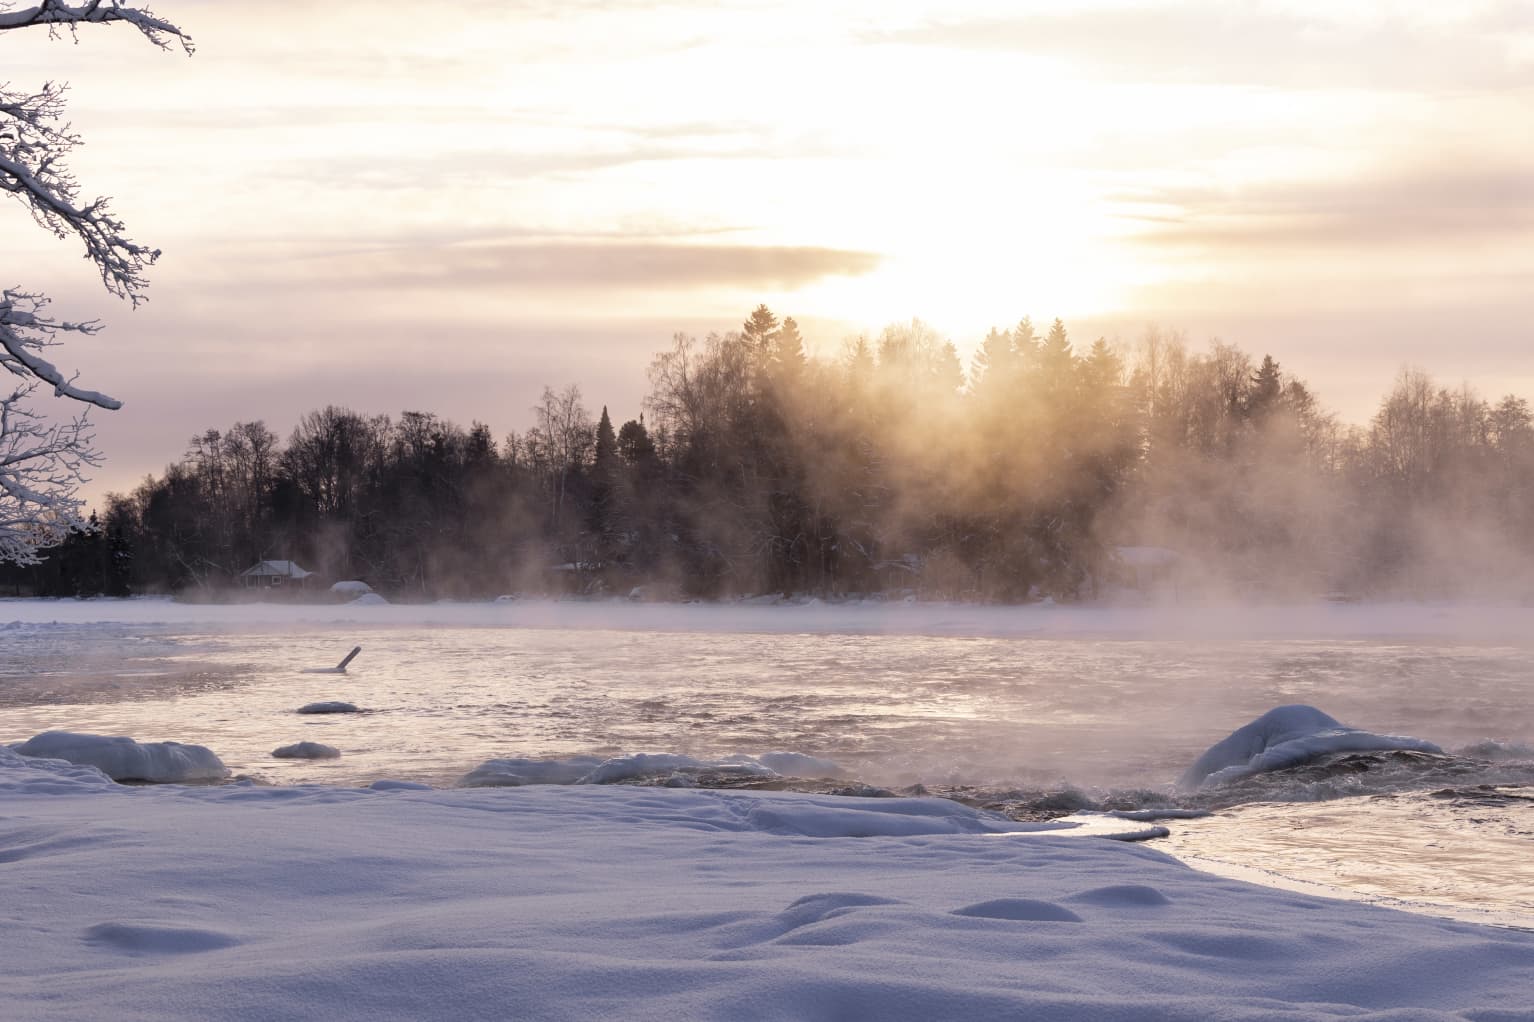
[2,599,1532,928]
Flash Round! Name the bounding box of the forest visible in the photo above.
[9,306,1534,602]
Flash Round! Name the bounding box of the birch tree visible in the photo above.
[0,2,189,561]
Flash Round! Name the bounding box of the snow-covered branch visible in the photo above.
[0,1,191,52]
[0,289,118,409]
[1,81,160,304]
[0,382,97,563]
[0,2,186,560]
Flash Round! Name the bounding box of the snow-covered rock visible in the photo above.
[329,580,373,596]
[272,742,341,760]
[0,744,117,794]
[459,755,607,787]
[1181,705,1444,789]
[459,751,844,788]
[10,731,229,784]
[349,592,389,606]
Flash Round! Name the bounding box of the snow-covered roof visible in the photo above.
[241,560,313,579]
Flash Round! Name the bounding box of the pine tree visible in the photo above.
[1248,355,1282,420]
[773,316,807,377]
[742,304,779,353]
[594,406,618,471]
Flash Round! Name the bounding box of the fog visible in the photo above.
[4,598,1533,793]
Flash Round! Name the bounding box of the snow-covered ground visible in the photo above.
[3,746,1533,1021]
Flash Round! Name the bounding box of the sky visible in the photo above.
[4,0,1533,502]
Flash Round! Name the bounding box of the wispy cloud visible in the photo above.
[191,239,882,294]
[870,4,1533,92]
[1120,162,1534,250]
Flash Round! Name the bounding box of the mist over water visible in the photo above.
[4,603,1531,791]
[5,600,1532,927]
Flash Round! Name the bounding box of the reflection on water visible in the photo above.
[3,623,1533,792]
[1159,787,1534,930]
[3,613,1534,927]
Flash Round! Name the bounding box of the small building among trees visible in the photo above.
[240,560,316,591]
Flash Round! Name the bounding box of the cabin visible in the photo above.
[239,560,316,591]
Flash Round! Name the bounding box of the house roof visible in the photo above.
[241,560,314,579]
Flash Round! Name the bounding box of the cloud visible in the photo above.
[1119,163,1534,250]
[870,4,1534,92]
[192,239,883,295]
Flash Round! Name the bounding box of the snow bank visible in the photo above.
[329,580,372,596]
[1,772,1531,1020]
[1182,705,1444,789]
[459,751,845,787]
[271,742,340,760]
[10,731,229,784]
[348,592,388,606]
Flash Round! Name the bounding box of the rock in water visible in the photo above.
[272,742,341,760]
[297,701,361,715]
[1181,705,1443,789]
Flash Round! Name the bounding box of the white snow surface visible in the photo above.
[328,580,372,595]
[1182,705,1445,789]
[10,731,229,783]
[1,747,1531,1021]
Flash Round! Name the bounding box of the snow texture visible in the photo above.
[0,749,1531,1020]
[271,742,340,760]
[1181,705,1445,789]
[10,731,228,783]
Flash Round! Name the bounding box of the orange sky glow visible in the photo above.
[4,0,1532,501]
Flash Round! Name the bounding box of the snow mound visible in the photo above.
[348,592,388,606]
[1181,705,1444,789]
[272,742,341,760]
[0,744,117,794]
[329,580,372,596]
[297,701,361,714]
[458,751,845,788]
[11,731,229,784]
[459,755,608,787]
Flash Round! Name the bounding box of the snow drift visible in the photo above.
[2,750,1532,1021]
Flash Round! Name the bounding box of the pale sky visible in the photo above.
[5,0,1533,502]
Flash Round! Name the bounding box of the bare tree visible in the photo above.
[0,2,189,561]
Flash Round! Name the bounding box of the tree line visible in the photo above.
[10,306,1534,601]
